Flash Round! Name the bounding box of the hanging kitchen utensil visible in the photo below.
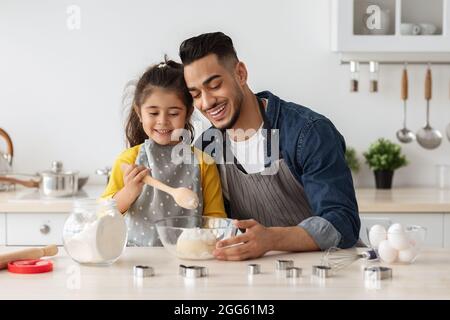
[369,61,379,92]
[350,61,360,92]
[0,160,79,197]
[416,64,442,149]
[396,64,415,143]
[0,128,14,191]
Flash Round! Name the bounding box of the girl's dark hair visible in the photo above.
[125,56,194,147]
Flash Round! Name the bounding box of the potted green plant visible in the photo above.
[363,138,408,189]
[345,147,360,174]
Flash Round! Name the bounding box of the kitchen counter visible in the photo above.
[356,188,450,213]
[1,246,449,299]
[2,187,450,213]
[0,185,105,212]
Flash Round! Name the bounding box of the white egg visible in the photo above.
[387,223,404,234]
[378,240,398,263]
[368,224,387,248]
[387,223,410,250]
[398,247,417,263]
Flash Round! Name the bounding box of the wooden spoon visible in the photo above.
[0,245,58,270]
[121,164,199,210]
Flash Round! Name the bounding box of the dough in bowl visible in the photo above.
[176,227,218,260]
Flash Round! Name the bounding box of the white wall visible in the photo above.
[1,0,450,187]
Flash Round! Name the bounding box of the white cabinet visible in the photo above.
[5,213,69,246]
[332,0,450,53]
[0,213,5,245]
[360,213,444,247]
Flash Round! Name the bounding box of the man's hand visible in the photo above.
[213,219,274,261]
[212,219,321,261]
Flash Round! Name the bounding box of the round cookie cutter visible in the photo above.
[286,267,302,278]
[179,264,208,278]
[248,264,261,275]
[312,265,332,278]
[275,259,294,270]
[364,266,392,281]
[133,265,155,278]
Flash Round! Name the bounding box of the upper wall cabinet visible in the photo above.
[331,0,450,53]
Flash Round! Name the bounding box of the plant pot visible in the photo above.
[374,170,394,189]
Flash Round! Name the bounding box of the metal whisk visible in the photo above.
[320,247,378,272]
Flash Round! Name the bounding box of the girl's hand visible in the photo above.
[121,163,150,198]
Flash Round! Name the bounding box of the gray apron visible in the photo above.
[126,139,203,247]
[219,99,313,227]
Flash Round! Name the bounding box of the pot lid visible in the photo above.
[41,161,78,177]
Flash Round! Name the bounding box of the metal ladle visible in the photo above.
[416,65,442,149]
[396,64,415,143]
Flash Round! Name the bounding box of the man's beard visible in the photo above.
[213,88,244,130]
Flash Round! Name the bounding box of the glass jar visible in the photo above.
[63,198,127,266]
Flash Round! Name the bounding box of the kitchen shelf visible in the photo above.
[331,0,450,55]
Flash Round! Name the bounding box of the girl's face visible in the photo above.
[139,88,188,145]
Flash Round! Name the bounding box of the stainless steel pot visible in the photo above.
[0,161,81,197]
[39,161,79,197]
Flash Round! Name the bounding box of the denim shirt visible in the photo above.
[196,91,360,249]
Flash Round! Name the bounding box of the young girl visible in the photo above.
[102,58,226,246]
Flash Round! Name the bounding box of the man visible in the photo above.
[179,32,360,261]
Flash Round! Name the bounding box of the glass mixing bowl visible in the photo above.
[367,223,427,264]
[155,215,238,260]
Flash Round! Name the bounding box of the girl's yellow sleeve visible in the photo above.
[101,145,141,199]
[195,148,227,218]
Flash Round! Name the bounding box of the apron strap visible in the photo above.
[222,97,277,174]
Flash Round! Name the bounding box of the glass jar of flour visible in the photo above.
[63,198,128,265]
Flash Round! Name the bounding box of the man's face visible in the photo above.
[183,54,244,130]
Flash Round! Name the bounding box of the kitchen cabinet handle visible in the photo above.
[40,224,50,235]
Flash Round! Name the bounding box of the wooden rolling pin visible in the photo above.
[0,245,58,270]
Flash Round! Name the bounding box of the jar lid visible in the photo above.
[8,259,53,274]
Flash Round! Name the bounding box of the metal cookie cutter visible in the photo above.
[312,265,332,278]
[133,265,155,278]
[275,259,294,270]
[179,264,208,278]
[364,266,392,281]
[286,267,302,278]
[248,264,261,275]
